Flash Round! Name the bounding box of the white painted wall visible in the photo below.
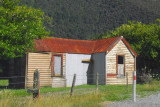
[66,53,91,87]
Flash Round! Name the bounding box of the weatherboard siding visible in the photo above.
[26,52,66,88]
[106,40,135,85]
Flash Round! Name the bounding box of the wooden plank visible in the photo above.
[27,52,67,88]
[27,78,52,81]
[28,59,51,61]
[28,67,50,69]
[28,69,51,71]
[27,72,51,75]
[29,57,51,59]
[28,63,51,65]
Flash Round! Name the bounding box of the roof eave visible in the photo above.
[106,36,122,54]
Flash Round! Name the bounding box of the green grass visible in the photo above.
[99,85,131,101]
[1,81,160,107]
[0,85,95,97]
[0,79,9,86]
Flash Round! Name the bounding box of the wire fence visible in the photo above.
[0,71,154,100]
[0,74,151,87]
[0,70,159,107]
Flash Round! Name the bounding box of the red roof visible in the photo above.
[34,36,137,56]
[92,36,119,53]
[34,38,94,54]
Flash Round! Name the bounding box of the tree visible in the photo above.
[0,0,50,59]
[20,0,160,40]
[98,20,160,74]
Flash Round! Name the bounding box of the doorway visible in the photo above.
[117,55,125,76]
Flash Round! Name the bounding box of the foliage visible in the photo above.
[139,73,152,84]
[0,66,3,72]
[0,0,49,58]
[20,0,160,39]
[0,79,8,86]
[97,20,160,73]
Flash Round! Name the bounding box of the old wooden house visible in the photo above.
[9,36,137,88]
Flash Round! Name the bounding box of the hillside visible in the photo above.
[20,0,160,39]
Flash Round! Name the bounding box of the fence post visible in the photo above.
[27,69,40,99]
[70,74,76,97]
[126,72,128,92]
[96,72,98,94]
[33,69,40,99]
[133,71,136,102]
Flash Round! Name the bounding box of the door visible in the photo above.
[117,55,124,76]
[54,55,62,76]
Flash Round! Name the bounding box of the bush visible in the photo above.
[139,73,152,84]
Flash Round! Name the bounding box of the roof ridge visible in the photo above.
[93,36,121,41]
[92,36,121,53]
[42,36,121,42]
[43,37,94,42]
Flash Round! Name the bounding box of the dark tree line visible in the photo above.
[20,0,160,39]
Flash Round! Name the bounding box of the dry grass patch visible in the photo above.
[0,92,102,107]
[1,81,160,107]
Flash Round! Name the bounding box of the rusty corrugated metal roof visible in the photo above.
[92,36,120,53]
[34,37,95,54]
[34,36,137,56]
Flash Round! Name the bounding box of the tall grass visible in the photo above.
[0,92,102,107]
[1,81,160,107]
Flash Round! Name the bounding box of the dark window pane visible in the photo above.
[118,56,124,64]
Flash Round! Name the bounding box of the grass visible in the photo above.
[136,80,160,97]
[0,85,97,97]
[100,85,131,101]
[0,79,9,86]
[0,93,102,107]
[1,81,160,107]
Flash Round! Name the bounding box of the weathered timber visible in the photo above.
[96,72,98,94]
[126,72,128,92]
[70,74,76,97]
[27,69,40,99]
[27,52,66,88]
[106,40,135,85]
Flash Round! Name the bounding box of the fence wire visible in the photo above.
[0,74,150,89]
[0,72,156,105]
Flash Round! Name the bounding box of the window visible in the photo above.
[52,54,63,76]
[117,55,125,76]
[118,56,124,64]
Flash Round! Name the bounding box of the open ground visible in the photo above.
[1,80,160,107]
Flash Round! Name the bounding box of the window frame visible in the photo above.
[116,54,125,76]
[51,54,63,77]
